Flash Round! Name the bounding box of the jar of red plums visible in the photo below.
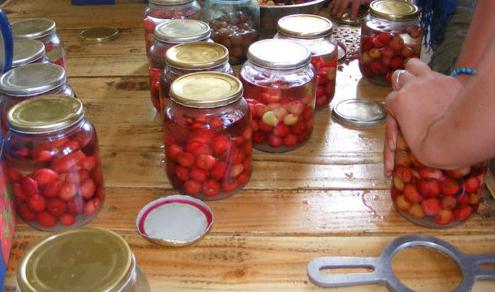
[144,0,202,55]
[164,72,252,200]
[11,18,67,69]
[391,133,486,228]
[204,0,259,65]
[4,96,105,231]
[359,0,422,85]
[274,14,338,109]
[240,39,316,152]
[12,39,47,69]
[160,41,233,113]
[149,20,212,112]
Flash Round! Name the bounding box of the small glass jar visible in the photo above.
[4,96,105,231]
[11,18,67,69]
[16,227,150,292]
[204,0,260,65]
[149,19,212,112]
[160,41,233,113]
[359,0,422,85]
[240,39,316,153]
[164,72,252,200]
[275,14,338,109]
[12,39,47,69]
[391,133,486,228]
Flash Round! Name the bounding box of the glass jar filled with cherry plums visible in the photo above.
[203,0,259,65]
[4,96,105,231]
[164,72,252,200]
[391,133,486,228]
[149,20,212,112]
[240,39,316,152]
[274,14,338,109]
[11,18,67,69]
[160,41,233,113]
[144,0,202,55]
[359,0,422,85]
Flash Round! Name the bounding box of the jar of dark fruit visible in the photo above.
[204,0,259,65]
[12,39,47,69]
[5,96,105,231]
[274,14,338,109]
[359,0,422,85]
[240,39,316,153]
[164,72,252,200]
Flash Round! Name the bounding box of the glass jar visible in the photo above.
[274,14,338,109]
[12,39,47,69]
[144,0,202,55]
[16,227,150,292]
[11,18,67,69]
[391,133,486,228]
[204,0,260,65]
[0,127,14,279]
[359,0,422,85]
[160,41,233,113]
[240,39,316,152]
[149,19,212,112]
[4,96,105,231]
[164,72,252,200]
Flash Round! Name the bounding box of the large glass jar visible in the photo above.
[149,19,211,112]
[0,125,14,278]
[359,0,422,85]
[144,0,202,55]
[11,18,67,69]
[164,72,252,200]
[160,41,233,113]
[204,0,259,65]
[12,39,47,69]
[4,96,105,231]
[391,133,486,228]
[240,39,316,153]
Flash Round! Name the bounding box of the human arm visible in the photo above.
[328,0,372,19]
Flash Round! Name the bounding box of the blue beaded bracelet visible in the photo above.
[449,67,477,77]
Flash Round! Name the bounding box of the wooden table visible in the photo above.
[3,1,495,291]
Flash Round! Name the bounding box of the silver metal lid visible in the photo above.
[0,63,66,96]
[277,14,333,39]
[11,18,56,40]
[247,39,311,70]
[12,39,45,68]
[154,19,211,44]
[332,99,386,127]
[151,0,193,4]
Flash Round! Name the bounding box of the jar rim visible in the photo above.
[12,39,46,68]
[0,63,66,97]
[11,18,56,40]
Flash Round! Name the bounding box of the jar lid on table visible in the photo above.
[154,19,210,43]
[166,42,229,69]
[277,14,333,39]
[11,18,56,39]
[247,39,311,70]
[0,63,66,97]
[332,99,386,128]
[12,39,45,68]
[369,0,419,21]
[150,0,194,4]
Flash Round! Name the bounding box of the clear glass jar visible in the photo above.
[0,128,14,273]
[240,39,316,152]
[164,72,252,200]
[160,41,233,113]
[12,39,47,69]
[16,227,150,292]
[149,19,212,112]
[204,0,260,65]
[4,96,105,231]
[391,133,486,228]
[11,18,67,69]
[144,0,202,55]
[274,14,337,109]
[359,0,422,85]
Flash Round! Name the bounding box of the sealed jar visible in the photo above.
[240,39,316,152]
[275,14,338,109]
[391,133,486,228]
[204,0,260,65]
[359,0,422,85]
[4,96,105,231]
[12,39,47,68]
[16,227,150,292]
[164,72,252,200]
[11,18,66,69]
[149,19,212,112]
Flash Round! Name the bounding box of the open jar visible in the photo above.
[12,39,47,69]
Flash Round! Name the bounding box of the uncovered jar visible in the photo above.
[391,133,486,228]
[275,14,338,109]
[4,96,105,231]
[240,39,316,152]
[11,18,67,69]
[359,0,422,85]
[16,228,150,292]
[12,39,47,69]
[164,72,252,200]
[149,19,211,112]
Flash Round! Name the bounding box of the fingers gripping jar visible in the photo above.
[240,39,316,152]
[12,39,47,69]
[164,72,252,200]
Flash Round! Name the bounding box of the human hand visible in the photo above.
[328,0,372,19]
[383,115,398,177]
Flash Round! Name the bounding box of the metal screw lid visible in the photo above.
[11,18,56,40]
[369,0,419,21]
[278,14,333,39]
[154,19,210,44]
[12,39,45,68]
[166,42,229,69]
[80,27,120,42]
[0,63,66,97]
[247,39,311,70]
[332,99,386,128]
[151,0,194,4]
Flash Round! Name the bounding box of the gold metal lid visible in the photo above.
[170,72,242,108]
[369,0,419,21]
[12,18,56,40]
[0,63,66,97]
[7,96,83,134]
[166,42,229,69]
[17,228,133,292]
[277,14,333,39]
[154,19,210,43]
[12,39,45,68]
[80,27,120,42]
